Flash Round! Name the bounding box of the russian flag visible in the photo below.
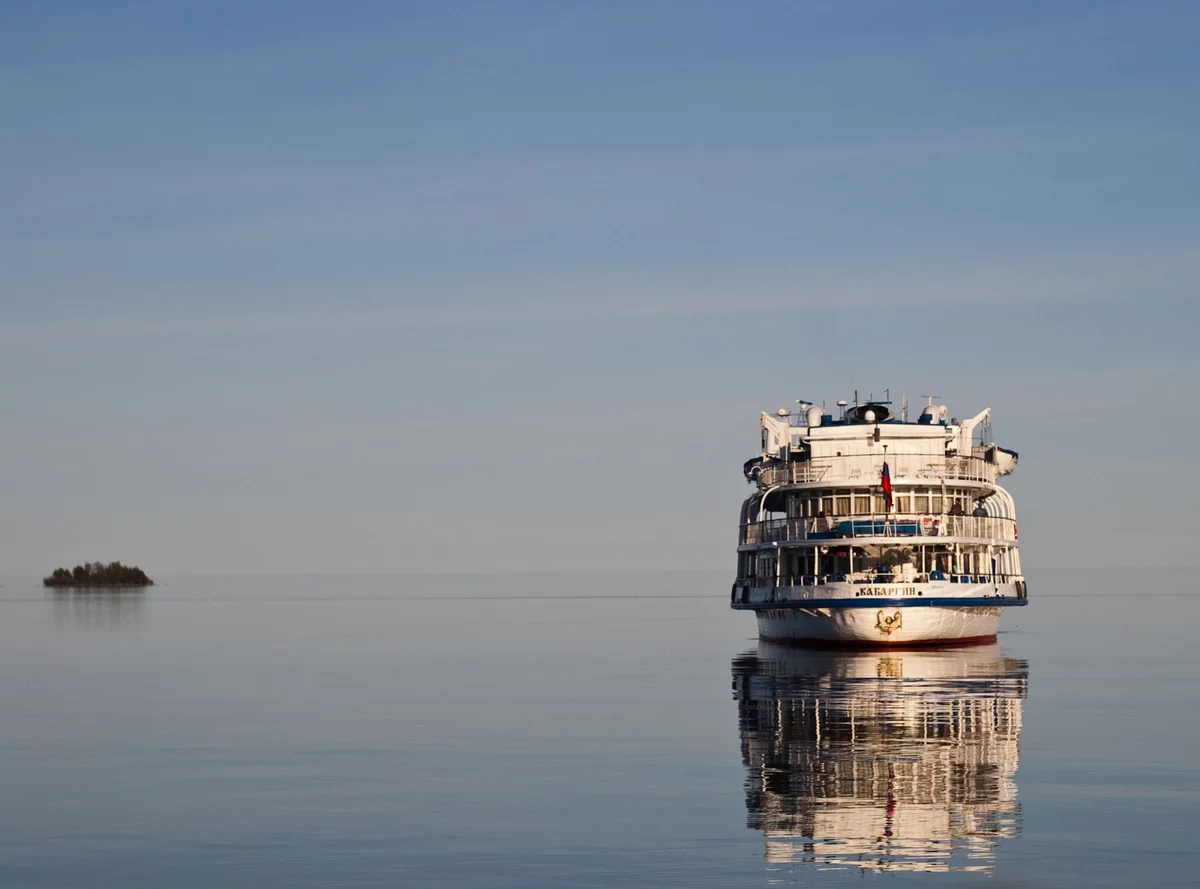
[881,462,893,510]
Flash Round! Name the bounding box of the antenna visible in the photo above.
[919,393,940,406]
[901,394,908,422]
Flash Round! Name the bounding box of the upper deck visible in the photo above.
[745,397,1017,491]
[757,452,999,487]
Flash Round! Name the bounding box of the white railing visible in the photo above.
[756,460,833,485]
[741,514,1017,545]
[757,453,997,487]
[770,572,1025,587]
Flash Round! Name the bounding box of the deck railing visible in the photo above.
[757,453,997,487]
[730,576,1029,605]
[740,514,1017,545]
[769,573,1025,587]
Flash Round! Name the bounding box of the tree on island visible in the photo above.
[43,561,153,588]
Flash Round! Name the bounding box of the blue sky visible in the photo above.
[2,1,1197,575]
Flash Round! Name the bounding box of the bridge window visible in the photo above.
[854,495,870,515]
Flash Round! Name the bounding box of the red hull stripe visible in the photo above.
[734,597,1027,609]
[756,633,999,650]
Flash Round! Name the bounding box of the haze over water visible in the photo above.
[0,570,1193,888]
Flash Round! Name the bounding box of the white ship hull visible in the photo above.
[755,604,1004,646]
[737,580,1023,646]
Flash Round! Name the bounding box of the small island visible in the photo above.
[43,562,154,589]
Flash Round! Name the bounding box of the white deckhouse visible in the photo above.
[732,395,1026,645]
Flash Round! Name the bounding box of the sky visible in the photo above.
[2,0,1197,577]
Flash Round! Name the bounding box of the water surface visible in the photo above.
[0,571,1194,887]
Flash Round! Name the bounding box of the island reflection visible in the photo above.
[732,643,1027,874]
[50,590,146,630]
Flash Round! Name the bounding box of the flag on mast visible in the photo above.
[881,462,893,511]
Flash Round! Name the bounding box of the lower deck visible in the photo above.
[737,539,1021,589]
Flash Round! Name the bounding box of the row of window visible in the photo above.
[739,545,1006,581]
[786,488,974,517]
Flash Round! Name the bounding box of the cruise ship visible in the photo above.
[732,643,1026,873]
[731,395,1027,645]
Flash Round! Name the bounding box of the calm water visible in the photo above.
[0,571,1194,887]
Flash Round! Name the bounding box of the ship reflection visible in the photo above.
[732,643,1027,874]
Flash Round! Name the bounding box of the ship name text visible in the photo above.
[855,585,920,597]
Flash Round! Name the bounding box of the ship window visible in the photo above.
[836,496,851,515]
[822,496,836,515]
[913,493,930,513]
[895,494,911,513]
[931,494,943,513]
[854,495,870,515]
[874,494,888,513]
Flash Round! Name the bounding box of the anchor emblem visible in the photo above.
[876,610,903,635]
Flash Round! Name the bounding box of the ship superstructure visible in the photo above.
[732,395,1027,644]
